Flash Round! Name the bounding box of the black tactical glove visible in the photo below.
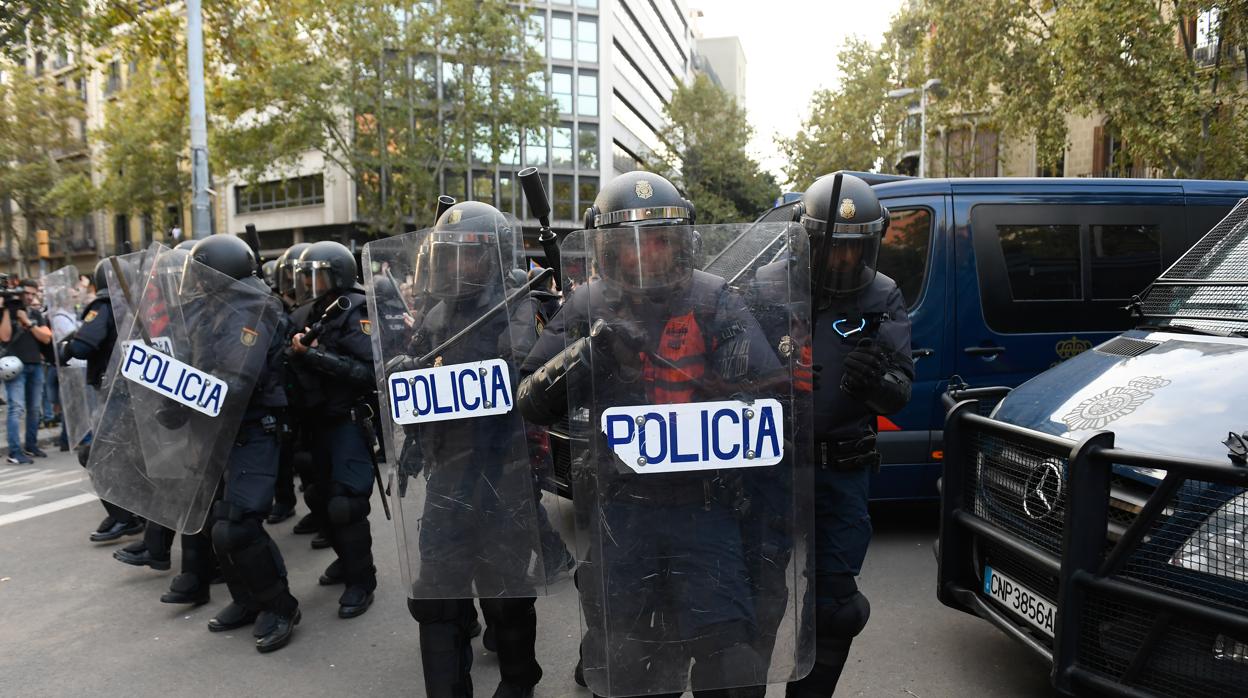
[842,338,886,392]
[57,339,73,366]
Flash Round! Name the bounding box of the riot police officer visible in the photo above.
[786,173,913,697]
[59,259,144,543]
[182,234,301,653]
[287,240,378,618]
[518,172,784,698]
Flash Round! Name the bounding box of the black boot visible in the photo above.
[161,573,210,606]
[207,602,259,632]
[255,608,300,653]
[318,558,344,586]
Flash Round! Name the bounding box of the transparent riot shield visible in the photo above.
[87,247,281,534]
[363,212,572,601]
[559,223,814,697]
[42,265,95,447]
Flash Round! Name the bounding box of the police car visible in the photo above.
[938,200,1248,697]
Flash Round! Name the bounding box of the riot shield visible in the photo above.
[87,247,281,534]
[363,212,572,601]
[42,265,95,447]
[559,223,814,697]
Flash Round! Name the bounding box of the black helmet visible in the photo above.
[296,240,357,303]
[586,172,699,299]
[189,234,257,281]
[276,242,311,298]
[174,240,198,251]
[425,201,513,302]
[261,260,278,291]
[93,258,110,293]
[797,172,889,298]
[583,171,695,230]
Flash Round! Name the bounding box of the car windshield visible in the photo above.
[1138,199,1248,336]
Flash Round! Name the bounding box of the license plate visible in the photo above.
[984,565,1056,638]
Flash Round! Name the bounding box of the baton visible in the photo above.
[351,405,391,520]
[417,268,553,367]
[519,167,562,291]
[109,255,154,346]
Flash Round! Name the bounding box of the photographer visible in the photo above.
[0,279,53,464]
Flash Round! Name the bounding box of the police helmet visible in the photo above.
[276,242,311,298]
[189,234,257,281]
[425,201,513,302]
[261,260,278,291]
[295,241,357,303]
[93,258,111,293]
[174,240,198,251]
[796,172,889,298]
[586,172,699,299]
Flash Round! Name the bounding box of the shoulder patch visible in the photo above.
[84,310,98,323]
[359,319,372,335]
[535,314,545,335]
[240,327,259,346]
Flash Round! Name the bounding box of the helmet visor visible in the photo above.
[820,232,880,297]
[295,259,335,304]
[594,226,695,295]
[428,232,498,301]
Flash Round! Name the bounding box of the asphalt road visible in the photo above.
[0,449,1055,697]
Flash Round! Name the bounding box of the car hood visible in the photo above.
[990,329,1248,483]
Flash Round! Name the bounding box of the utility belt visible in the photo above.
[815,433,879,473]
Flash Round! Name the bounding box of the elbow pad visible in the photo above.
[517,336,594,426]
[65,337,95,361]
[301,347,375,389]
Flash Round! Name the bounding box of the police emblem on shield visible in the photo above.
[240,327,258,346]
[359,319,372,336]
[635,180,654,199]
[839,198,856,220]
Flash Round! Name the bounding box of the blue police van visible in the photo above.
[851,175,1248,500]
[937,199,1248,697]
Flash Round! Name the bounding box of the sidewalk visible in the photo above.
[0,402,72,453]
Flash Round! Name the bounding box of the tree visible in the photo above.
[0,66,90,271]
[777,2,928,189]
[210,0,555,235]
[654,74,779,224]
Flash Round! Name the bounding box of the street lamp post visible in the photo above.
[887,78,943,178]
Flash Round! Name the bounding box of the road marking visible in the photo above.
[0,474,85,503]
[0,470,71,489]
[0,493,98,527]
[0,468,41,483]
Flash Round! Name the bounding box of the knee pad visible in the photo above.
[817,590,871,647]
[211,516,262,553]
[408,598,470,625]
[479,597,536,625]
[327,492,370,526]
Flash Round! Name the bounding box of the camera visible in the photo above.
[0,274,25,310]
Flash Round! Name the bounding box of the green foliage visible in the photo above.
[210,0,554,235]
[0,66,89,261]
[654,74,779,223]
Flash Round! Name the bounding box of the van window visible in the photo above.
[999,224,1081,300]
[881,208,933,308]
[1090,224,1161,299]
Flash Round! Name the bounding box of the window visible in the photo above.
[579,176,599,216]
[472,124,493,165]
[444,171,466,200]
[879,209,933,308]
[414,55,437,100]
[526,12,546,57]
[577,17,598,62]
[553,175,575,221]
[524,128,547,167]
[442,61,461,101]
[34,51,45,76]
[472,170,495,206]
[497,130,520,167]
[1090,224,1161,299]
[1196,9,1220,48]
[613,141,643,173]
[499,173,518,215]
[578,124,598,169]
[578,0,598,8]
[551,125,573,167]
[577,71,598,116]
[551,14,572,60]
[552,68,573,113]
[235,175,325,214]
[998,224,1082,300]
[105,60,121,95]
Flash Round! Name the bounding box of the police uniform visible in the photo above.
[63,270,143,541]
[785,173,914,698]
[287,240,379,618]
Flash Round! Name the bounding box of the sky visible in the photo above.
[692,0,908,186]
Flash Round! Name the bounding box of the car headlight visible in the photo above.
[1170,491,1248,583]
